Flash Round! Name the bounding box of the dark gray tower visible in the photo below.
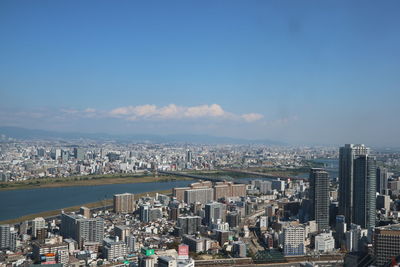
[354,155,376,229]
[309,168,330,231]
[376,166,388,195]
[186,150,192,163]
[338,144,369,225]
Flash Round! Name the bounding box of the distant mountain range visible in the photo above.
[0,126,285,145]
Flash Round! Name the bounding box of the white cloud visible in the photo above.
[184,104,226,118]
[108,103,262,122]
[241,113,264,122]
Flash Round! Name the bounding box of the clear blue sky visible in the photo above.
[1,1,399,146]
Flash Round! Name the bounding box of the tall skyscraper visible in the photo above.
[353,155,376,229]
[338,144,369,225]
[309,168,330,231]
[376,166,388,195]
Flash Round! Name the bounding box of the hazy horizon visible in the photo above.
[1,1,400,147]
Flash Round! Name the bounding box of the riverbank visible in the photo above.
[0,173,189,191]
[0,189,171,225]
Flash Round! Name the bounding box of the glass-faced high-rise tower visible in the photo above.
[338,144,376,228]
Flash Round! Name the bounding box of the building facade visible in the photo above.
[309,168,329,231]
[113,193,135,213]
[338,144,370,225]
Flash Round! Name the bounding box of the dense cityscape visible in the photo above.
[1,140,400,267]
[2,1,400,267]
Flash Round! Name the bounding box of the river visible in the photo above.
[0,180,194,221]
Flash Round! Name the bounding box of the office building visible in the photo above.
[283,225,305,256]
[186,150,192,163]
[177,216,201,235]
[315,232,335,253]
[226,212,240,228]
[353,155,376,229]
[205,202,226,226]
[376,167,388,194]
[113,193,135,213]
[60,213,104,245]
[338,144,369,225]
[335,215,347,249]
[32,217,46,238]
[215,230,230,246]
[309,168,330,231]
[374,224,400,266]
[345,224,368,252]
[376,194,390,211]
[168,202,180,221]
[139,204,150,223]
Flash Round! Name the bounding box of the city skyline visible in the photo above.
[1,1,400,146]
[2,1,400,265]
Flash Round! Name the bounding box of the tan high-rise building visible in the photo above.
[113,193,135,213]
[214,181,246,198]
[190,181,212,188]
[374,224,400,266]
[173,181,246,203]
[173,187,190,202]
[214,184,230,200]
[231,184,246,197]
